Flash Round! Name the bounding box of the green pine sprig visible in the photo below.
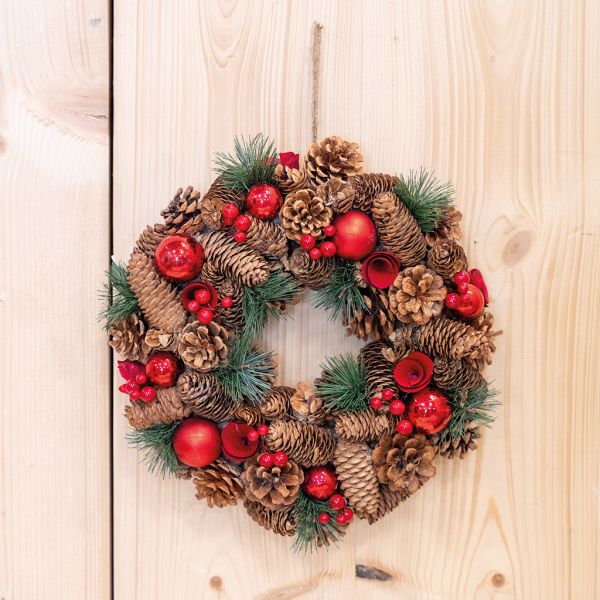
[394,168,454,232]
[315,353,370,413]
[127,422,181,478]
[292,490,345,553]
[98,260,139,330]
[312,260,368,322]
[213,133,278,192]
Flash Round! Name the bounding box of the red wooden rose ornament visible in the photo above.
[361,251,400,289]
[394,352,434,393]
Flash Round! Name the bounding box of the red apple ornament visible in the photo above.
[303,466,338,500]
[332,210,377,261]
[154,234,204,281]
[408,388,452,435]
[221,422,259,462]
[145,352,180,388]
[173,417,221,467]
[245,184,283,220]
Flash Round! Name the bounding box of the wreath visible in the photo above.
[102,134,500,552]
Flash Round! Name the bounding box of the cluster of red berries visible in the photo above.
[119,371,157,403]
[318,494,354,526]
[247,423,270,443]
[181,283,233,325]
[444,271,473,308]
[443,270,487,319]
[221,203,253,244]
[300,224,338,261]
[370,387,413,435]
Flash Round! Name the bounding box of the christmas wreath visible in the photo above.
[102,134,500,552]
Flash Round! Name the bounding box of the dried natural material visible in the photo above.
[177,370,241,421]
[431,423,480,459]
[432,357,486,391]
[259,386,294,420]
[274,164,313,195]
[215,279,245,332]
[235,404,264,427]
[244,500,296,536]
[193,459,244,508]
[200,177,244,229]
[133,224,166,257]
[425,207,463,246]
[266,420,336,467]
[335,409,394,443]
[125,387,192,430]
[288,247,335,289]
[349,173,399,212]
[199,261,228,289]
[360,341,397,395]
[109,314,149,360]
[290,382,326,425]
[427,239,468,279]
[280,189,333,241]
[245,217,289,261]
[316,178,355,214]
[144,328,177,352]
[178,321,230,371]
[305,136,364,186]
[161,186,204,235]
[367,486,406,524]
[343,288,395,342]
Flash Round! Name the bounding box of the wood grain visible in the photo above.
[108,0,598,598]
[0,0,110,599]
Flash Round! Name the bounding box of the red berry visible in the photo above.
[187,300,200,312]
[220,296,233,308]
[123,380,138,393]
[457,282,469,294]
[454,271,471,286]
[235,214,251,232]
[222,203,239,221]
[194,288,212,305]
[396,419,414,435]
[140,386,156,402]
[234,231,247,243]
[300,234,316,250]
[445,293,461,309]
[197,307,214,324]
[309,247,322,260]
[339,507,354,523]
[389,399,406,416]
[324,224,336,237]
[129,388,141,401]
[257,424,269,436]
[320,241,337,257]
[134,372,147,385]
[318,512,331,524]
[381,388,394,401]
[273,451,289,467]
[247,429,259,442]
[328,494,346,510]
[258,453,274,468]
[118,383,130,394]
[370,396,383,410]
[336,512,348,526]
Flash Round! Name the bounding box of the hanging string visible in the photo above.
[311,22,323,143]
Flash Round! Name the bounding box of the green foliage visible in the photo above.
[127,422,180,478]
[213,133,278,192]
[315,353,370,413]
[394,168,454,232]
[292,490,345,553]
[98,260,139,330]
[312,260,368,322]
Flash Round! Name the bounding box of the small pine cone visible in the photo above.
[199,261,228,289]
[290,382,326,425]
[108,314,150,360]
[235,404,264,427]
[215,279,245,332]
[245,217,289,262]
[259,386,294,420]
[161,186,204,235]
[372,433,437,496]
[127,253,187,333]
[335,409,395,443]
[388,265,447,325]
[333,441,383,521]
[343,289,395,342]
[125,386,191,429]
[432,423,481,459]
[177,321,230,371]
[371,191,427,266]
[280,189,333,242]
[305,136,364,187]
[144,328,177,352]
[274,164,314,194]
[360,341,396,395]
[192,459,244,508]
[432,357,486,391]
[383,329,413,362]
[425,207,463,246]
[367,486,407,524]
[349,173,399,212]
[316,178,355,214]
[241,455,304,509]
[177,370,240,421]
[200,230,270,287]
[243,499,296,536]
[471,311,497,337]
[200,178,244,229]
[266,420,336,467]
[288,247,335,289]
[133,224,166,257]
[427,240,468,279]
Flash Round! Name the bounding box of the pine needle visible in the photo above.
[394,168,454,232]
[213,133,278,192]
[127,422,180,478]
[315,353,369,413]
[98,260,139,330]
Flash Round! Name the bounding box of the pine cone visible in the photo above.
[177,321,230,371]
[200,230,270,287]
[259,386,294,420]
[427,240,468,279]
[425,207,463,246]
[108,314,150,360]
[360,341,396,395]
[243,500,296,536]
[177,370,241,421]
[349,173,399,212]
[388,265,447,325]
[274,164,313,195]
[372,433,437,496]
[200,178,244,229]
[161,186,204,235]
[235,404,264,427]
[305,136,364,186]
[288,247,335,289]
[432,423,481,460]
[192,459,244,508]
[290,382,326,425]
[316,178,355,214]
[266,420,335,467]
[335,409,395,443]
[432,357,486,391]
[367,486,406,524]
[383,330,413,363]
[471,311,498,337]
[280,189,333,241]
[214,279,244,332]
[334,441,383,521]
[371,192,427,266]
[133,224,166,257]
[127,253,187,333]
[245,217,289,262]
[343,288,395,342]
[144,328,177,352]
[241,455,304,509]
[199,261,228,289]
[125,386,191,429]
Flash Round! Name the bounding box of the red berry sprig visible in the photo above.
[258,453,274,468]
[118,364,158,404]
[370,387,406,417]
[396,419,413,435]
[318,512,331,524]
[221,203,239,226]
[324,494,353,526]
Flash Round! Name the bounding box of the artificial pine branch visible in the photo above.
[213,133,278,192]
[127,422,180,478]
[315,353,370,413]
[394,168,454,232]
[292,489,345,553]
[99,260,140,329]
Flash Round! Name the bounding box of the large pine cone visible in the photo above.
[177,370,240,421]
[373,433,437,497]
[133,224,166,257]
[259,386,294,420]
[290,382,326,425]
[245,217,289,262]
[215,279,245,332]
[305,136,363,186]
[427,239,468,279]
[349,173,399,212]
[266,420,336,467]
[316,178,355,214]
[343,288,395,342]
[199,261,228,289]
[425,207,463,246]
[192,459,244,508]
[109,314,150,361]
[280,189,333,241]
[335,408,395,443]
[388,265,447,325]
[432,357,486,391]
[161,186,204,235]
[367,486,406,524]
[241,455,304,509]
[200,178,244,229]
[274,164,313,195]
[244,500,296,536]
[288,247,335,289]
[360,341,397,395]
[125,387,192,429]
[177,321,230,371]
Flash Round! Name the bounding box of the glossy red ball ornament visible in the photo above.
[455,283,485,319]
[145,352,180,388]
[324,224,337,237]
[304,466,338,500]
[140,386,157,402]
[234,231,247,243]
[381,388,394,401]
[221,203,239,222]
[247,429,259,442]
[173,417,221,467]
[328,494,346,510]
[220,296,233,308]
[389,399,406,416]
[370,396,383,410]
[273,451,289,467]
[445,293,461,309]
[258,453,274,468]
[235,214,251,232]
[332,210,377,261]
[154,234,204,281]
[396,419,413,435]
[318,512,331,525]
[300,234,316,250]
[221,422,259,462]
[320,241,337,257]
[197,307,214,324]
[309,247,322,260]
[245,184,283,220]
[408,388,452,435]
[257,424,269,436]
